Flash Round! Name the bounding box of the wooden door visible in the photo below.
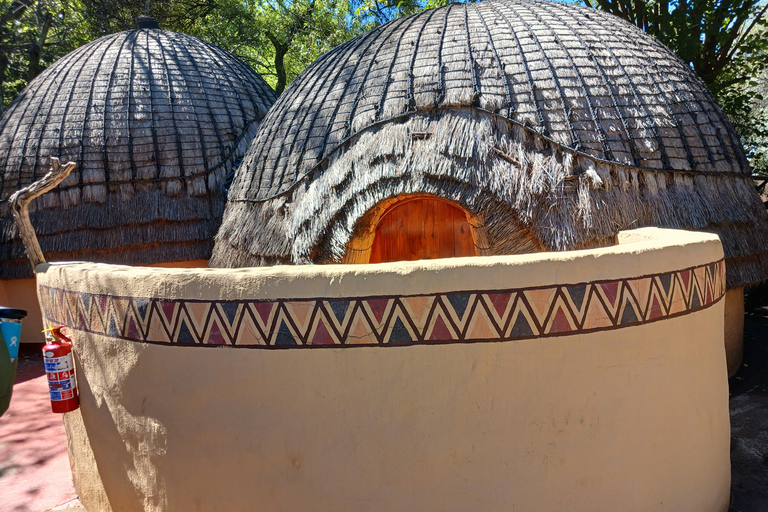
[368,197,478,263]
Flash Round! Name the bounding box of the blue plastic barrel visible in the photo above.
[0,307,28,416]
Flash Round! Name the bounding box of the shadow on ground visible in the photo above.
[729,289,768,512]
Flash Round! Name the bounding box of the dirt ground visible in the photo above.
[0,298,767,512]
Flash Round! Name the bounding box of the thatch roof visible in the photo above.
[213,0,768,289]
[0,26,277,279]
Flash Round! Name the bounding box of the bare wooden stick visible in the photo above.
[9,157,77,270]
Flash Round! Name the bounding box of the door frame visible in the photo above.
[342,194,491,264]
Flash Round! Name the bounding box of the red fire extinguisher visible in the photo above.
[42,325,79,413]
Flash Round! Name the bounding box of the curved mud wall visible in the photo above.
[36,228,730,512]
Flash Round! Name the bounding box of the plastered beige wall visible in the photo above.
[38,228,731,512]
[63,309,730,512]
[63,408,112,512]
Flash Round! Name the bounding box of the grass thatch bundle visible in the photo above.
[0,24,277,279]
[212,0,768,289]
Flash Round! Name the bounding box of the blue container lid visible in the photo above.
[0,307,27,320]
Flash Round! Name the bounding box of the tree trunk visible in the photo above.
[27,7,52,81]
[274,43,287,94]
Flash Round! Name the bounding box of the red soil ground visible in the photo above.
[0,351,78,512]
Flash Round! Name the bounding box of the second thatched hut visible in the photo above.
[212,0,768,374]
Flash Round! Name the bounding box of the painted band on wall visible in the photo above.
[38,260,725,348]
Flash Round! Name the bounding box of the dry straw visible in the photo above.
[213,0,768,289]
[0,26,277,279]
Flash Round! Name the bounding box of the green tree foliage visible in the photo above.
[740,68,768,178]
[582,0,768,175]
[352,0,422,30]
[74,0,354,93]
[183,0,357,93]
[0,0,90,108]
[0,0,359,105]
[76,0,358,94]
[78,0,219,35]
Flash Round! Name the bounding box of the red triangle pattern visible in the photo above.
[548,305,573,334]
[252,302,274,326]
[310,318,335,345]
[125,316,141,340]
[487,293,513,318]
[207,318,227,345]
[599,282,620,309]
[429,315,453,341]
[679,270,691,293]
[366,298,390,324]
[647,294,665,320]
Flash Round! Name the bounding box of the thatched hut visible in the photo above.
[212,0,768,374]
[0,17,277,340]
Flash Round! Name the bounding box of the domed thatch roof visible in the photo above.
[0,26,277,279]
[213,0,768,288]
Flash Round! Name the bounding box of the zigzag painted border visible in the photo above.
[38,260,726,348]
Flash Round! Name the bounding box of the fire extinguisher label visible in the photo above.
[44,356,72,372]
[50,380,73,390]
[44,354,76,402]
[48,370,73,381]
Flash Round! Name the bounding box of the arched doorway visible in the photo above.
[344,195,488,264]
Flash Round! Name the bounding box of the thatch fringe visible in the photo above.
[212,109,768,289]
[1,181,230,279]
